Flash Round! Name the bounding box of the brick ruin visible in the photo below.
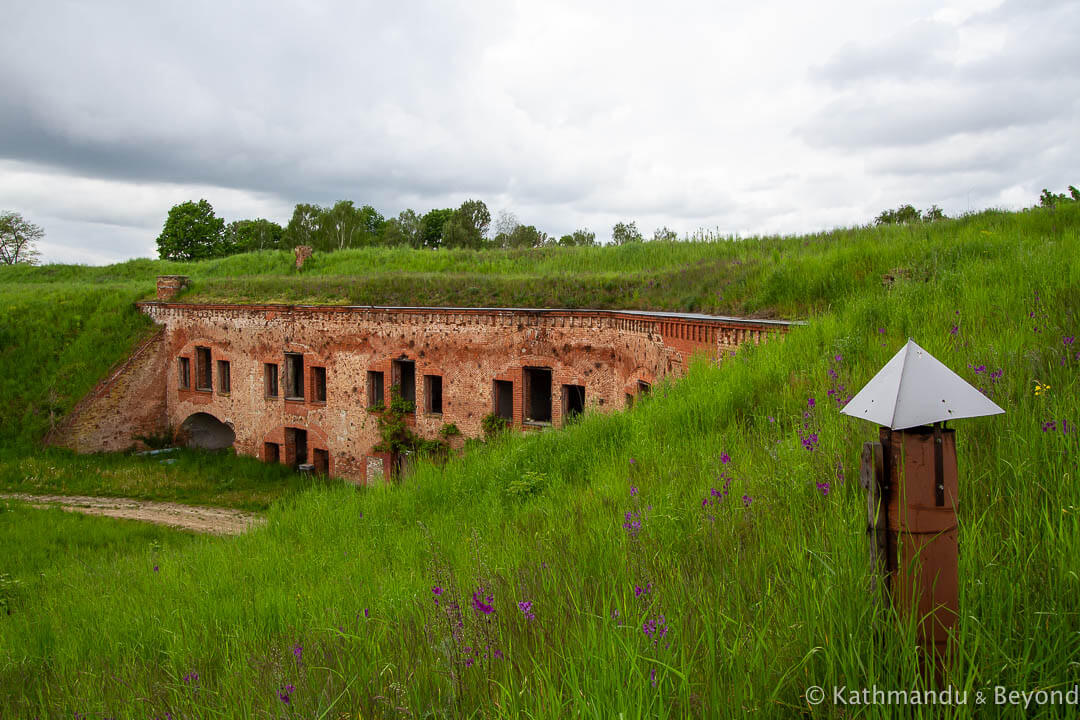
[49,276,793,483]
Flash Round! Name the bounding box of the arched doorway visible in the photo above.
[178,412,236,450]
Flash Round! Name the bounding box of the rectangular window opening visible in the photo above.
[392,359,416,409]
[367,370,385,408]
[284,427,308,468]
[494,380,514,421]
[264,442,280,464]
[285,353,304,400]
[562,383,585,422]
[524,367,552,424]
[264,363,279,398]
[424,374,443,414]
[638,380,652,395]
[312,366,327,403]
[195,346,212,391]
[217,360,231,394]
[313,448,329,475]
[178,357,190,390]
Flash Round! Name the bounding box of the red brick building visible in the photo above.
[50,277,791,483]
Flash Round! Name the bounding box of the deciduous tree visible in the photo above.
[612,221,643,245]
[0,211,43,265]
[156,199,227,261]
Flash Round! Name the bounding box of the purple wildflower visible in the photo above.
[278,683,295,704]
[817,481,830,497]
[949,325,959,336]
[630,485,638,496]
[742,494,753,507]
[1065,336,1075,346]
[623,510,642,538]
[183,671,199,685]
[642,615,669,644]
[801,432,819,452]
[153,565,159,573]
[471,590,495,615]
[465,656,474,668]
[1043,421,1057,432]
[651,667,657,687]
[364,607,369,618]
[518,600,535,620]
[808,397,816,408]
[720,451,731,464]
[292,644,303,664]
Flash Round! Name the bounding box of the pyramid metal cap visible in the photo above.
[841,338,1005,429]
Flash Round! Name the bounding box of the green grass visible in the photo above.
[1,204,1079,717]
[0,448,341,511]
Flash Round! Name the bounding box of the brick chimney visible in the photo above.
[156,275,189,301]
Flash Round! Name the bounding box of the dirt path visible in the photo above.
[0,493,265,535]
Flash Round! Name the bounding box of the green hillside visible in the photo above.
[1,205,1078,717]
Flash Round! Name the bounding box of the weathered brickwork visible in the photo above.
[45,327,169,452]
[123,301,789,483]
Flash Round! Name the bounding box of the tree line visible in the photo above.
[154,198,690,261]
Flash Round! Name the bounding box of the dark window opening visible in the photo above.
[626,393,634,408]
[217,360,231,394]
[284,427,308,468]
[424,375,443,414]
[312,366,327,403]
[638,380,651,395]
[178,357,190,390]
[313,448,329,475]
[285,353,304,400]
[494,380,514,422]
[392,359,416,408]
[524,367,552,424]
[367,370,384,408]
[195,346,212,391]
[264,442,280,463]
[264,363,279,397]
[562,384,585,421]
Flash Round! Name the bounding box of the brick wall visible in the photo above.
[123,302,789,483]
[45,327,169,452]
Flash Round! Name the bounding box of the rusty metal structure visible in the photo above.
[846,339,1004,681]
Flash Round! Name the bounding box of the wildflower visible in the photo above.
[432,586,443,606]
[183,671,199,685]
[364,607,369,618]
[634,582,652,598]
[292,644,303,664]
[720,451,731,464]
[471,590,495,615]
[642,615,669,644]
[878,328,885,334]
[623,510,642,537]
[801,432,819,452]
[651,667,657,687]
[1043,421,1057,432]
[630,485,638,497]
[767,416,775,423]
[742,494,753,507]
[949,325,959,336]
[464,656,474,668]
[153,565,159,573]
[518,600,535,621]
[1034,381,1051,397]
[629,458,636,465]
[817,481,830,497]
[278,683,295,704]
[1065,336,1075,346]
[808,397,816,408]
[494,649,504,660]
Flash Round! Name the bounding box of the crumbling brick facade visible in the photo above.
[51,284,792,481]
[123,299,789,483]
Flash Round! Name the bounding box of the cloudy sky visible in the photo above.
[2,0,1077,264]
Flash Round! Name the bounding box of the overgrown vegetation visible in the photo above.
[0,202,1078,717]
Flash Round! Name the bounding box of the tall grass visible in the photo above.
[0,204,1078,716]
